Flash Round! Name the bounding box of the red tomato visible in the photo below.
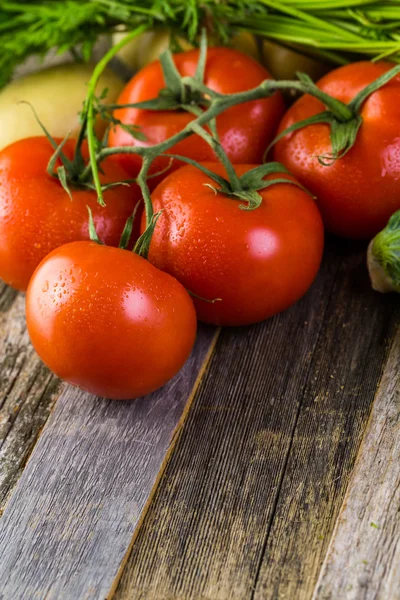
[142,163,324,326]
[0,137,142,291]
[26,241,197,399]
[274,61,400,239]
[108,47,285,182]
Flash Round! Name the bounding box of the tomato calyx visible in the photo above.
[129,32,210,113]
[368,210,400,294]
[71,30,303,253]
[19,98,141,205]
[207,162,308,210]
[205,160,311,210]
[81,30,279,210]
[268,65,400,165]
[163,117,310,210]
[18,101,86,196]
[108,30,214,116]
[86,202,219,304]
[86,200,143,250]
[164,151,309,210]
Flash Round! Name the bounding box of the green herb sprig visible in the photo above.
[3,1,400,89]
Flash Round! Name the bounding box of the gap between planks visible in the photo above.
[106,327,221,600]
[112,245,398,600]
[0,325,219,600]
[313,326,400,600]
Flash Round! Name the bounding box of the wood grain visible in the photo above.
[0,53,130,516]
[114,245,398,600]
[0,325,218,600]
[0,283,61,512]
[314,328,400,600]
[252,251,397,600]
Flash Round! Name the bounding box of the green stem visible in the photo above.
[84,23,149,205]
[93,79,274,169]
[190,122,242,192]
[273,78,354,121]
[74,22,400,252]
[137,156,154,228]
[81,71,354,204]
[188,74,354,121]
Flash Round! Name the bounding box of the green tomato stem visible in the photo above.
[273,77,354,121]
[76,29,400,257]
[137,156,154,229]
[96,79,273,166]
[189,122,242,192]
[83,24,149,206]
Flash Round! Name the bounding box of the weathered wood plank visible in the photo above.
[0,325,218,600]
[0,284,61,512]
[313,328,400,600]
[113,246,397,600]
[253,253,398,600]
[0,52,131,516]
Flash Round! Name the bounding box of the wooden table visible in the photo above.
[0,238,398,600]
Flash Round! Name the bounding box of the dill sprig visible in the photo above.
[2,1,400,88]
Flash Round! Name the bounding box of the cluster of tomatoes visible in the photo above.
[1,45,400,399]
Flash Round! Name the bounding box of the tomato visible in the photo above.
[108,47,285,181]
[143,163,324,326]
[0,63,124,150]
[26,241,197,400]
[274,61,400,239]
[0,137,142,291]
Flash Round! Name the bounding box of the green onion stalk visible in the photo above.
[2,1,400,88]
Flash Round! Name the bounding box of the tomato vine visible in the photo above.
[44,31,400,258]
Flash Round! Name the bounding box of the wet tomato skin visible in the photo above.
[0,137,142,290]
[108,47,285,182]
[142,163,324,326]
[26,241,197,400]
[274,61,400,239]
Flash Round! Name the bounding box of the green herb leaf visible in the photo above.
[3,1,400,91]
